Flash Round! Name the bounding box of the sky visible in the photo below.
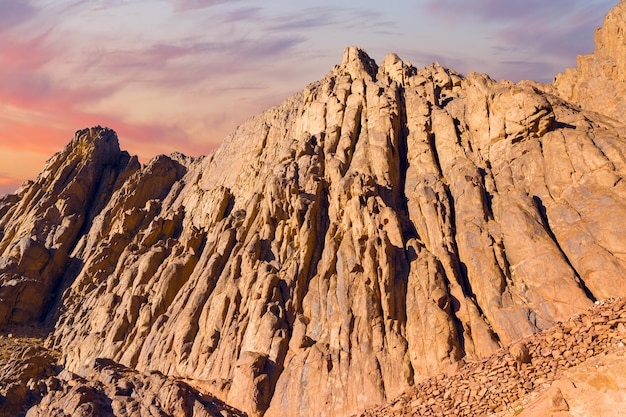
[0,0,619,195]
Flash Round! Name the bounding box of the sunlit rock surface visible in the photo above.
[1,2,626,416]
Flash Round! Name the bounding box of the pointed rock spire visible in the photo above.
[341,46,379,80]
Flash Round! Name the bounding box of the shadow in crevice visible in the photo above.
[552,121,576,130]
[532,195,596,302]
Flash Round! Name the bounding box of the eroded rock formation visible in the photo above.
[0,129,137,326]
[1,2,626,416]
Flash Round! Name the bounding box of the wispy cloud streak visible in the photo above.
[171,0,237,12]
[420,0,616,81]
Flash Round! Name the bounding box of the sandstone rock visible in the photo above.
[549,388,569,412]
[0,3,625,416]
[517,349,626,417]
[0,328,57,417]
[509,342,531,369]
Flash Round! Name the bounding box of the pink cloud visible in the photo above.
[0,27,201,157]
[0,32,54,73]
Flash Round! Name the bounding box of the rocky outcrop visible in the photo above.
[554,0,626,124]
[0,127,138,326]
[26,359,245,417]
[0,3,625,416]
[517,349,626,417]
[0,328,244,417]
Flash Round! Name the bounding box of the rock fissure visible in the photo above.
[531,196,597,303]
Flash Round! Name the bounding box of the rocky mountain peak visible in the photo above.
[0,127,135,326]
[71,126,120,153]
[1,3,626,417]
[340,46,379,80]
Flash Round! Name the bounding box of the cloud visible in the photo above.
[268,8,339,32]
[0,0,38,31]
[0,34,118,126]
[220,6,263,23]
[66,34,307,98]
[266,6,392,33]
[424,0,576,22]
[0,172,19,184]
[423,0,613,52]
[0,31,54,73]
[497,6,607,57]
[0,31,197,158]
[420,0,616,81]
[171,0,237,12]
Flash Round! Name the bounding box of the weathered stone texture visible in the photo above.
[0,2,625,416]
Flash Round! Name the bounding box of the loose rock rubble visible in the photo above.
[358,298,626,417]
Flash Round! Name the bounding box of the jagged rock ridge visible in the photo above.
[1,2,626,416]
[554,0,626,124]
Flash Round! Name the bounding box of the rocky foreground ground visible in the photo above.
[0,326,244,417]
[2,298,625,416]
[359,298,626,417]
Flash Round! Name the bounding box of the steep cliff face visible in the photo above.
[1,3,626,417]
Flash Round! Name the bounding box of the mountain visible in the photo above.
[1,2,626,416]
[554,0,626,125]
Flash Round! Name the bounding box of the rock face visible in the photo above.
[1,3,626,416]
[554,0,626,124]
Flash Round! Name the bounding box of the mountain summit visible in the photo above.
[2,2,626,416]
